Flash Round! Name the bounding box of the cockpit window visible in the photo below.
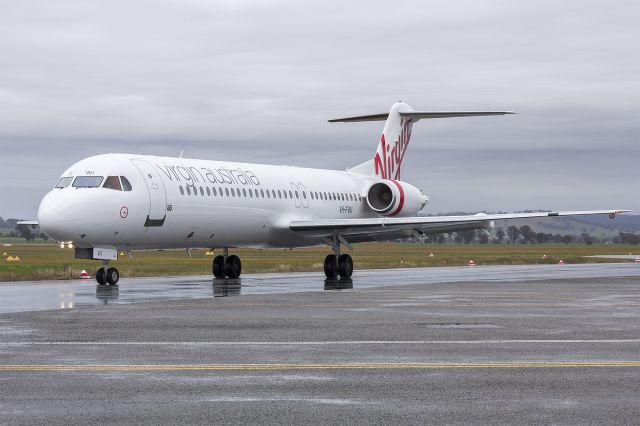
[121,176,132,191]
[54,177,73,188]
[72,176,103,188]
[103,176,122,191]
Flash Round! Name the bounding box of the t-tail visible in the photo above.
[330,101,515,179]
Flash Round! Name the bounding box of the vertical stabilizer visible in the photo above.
[346,101,415,179]
[332,102,514,178]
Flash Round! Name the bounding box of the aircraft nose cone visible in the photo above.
[37,191,79,241]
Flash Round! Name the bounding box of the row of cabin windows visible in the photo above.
[55,175,132,191]
[178,185,362,202]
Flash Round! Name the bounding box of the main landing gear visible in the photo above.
[323,236,353,279]
[212,248,242,279]
[96,261,119,286]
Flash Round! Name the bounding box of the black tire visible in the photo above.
[212,255,226,278]
[96,267,107,285]
[324,254,338,279]
[224,255,242,279]
[106,267,119,285]
[337,254,353,278]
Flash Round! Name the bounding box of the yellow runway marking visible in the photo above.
[1,361,640,372]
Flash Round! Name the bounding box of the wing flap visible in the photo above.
[290,210,629,239]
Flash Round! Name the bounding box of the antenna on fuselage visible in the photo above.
[178,149,184,158]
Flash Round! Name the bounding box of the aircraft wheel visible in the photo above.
[106,267,119,286]
[324,254,338,279]
[337,254,353,278]
[96,267,107,285]
[224,255,242,279]
[212,255,226,278]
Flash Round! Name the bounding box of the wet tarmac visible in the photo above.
[1,264,640,424]
[0,263,638,314]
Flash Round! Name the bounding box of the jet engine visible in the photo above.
[365,180,428,217]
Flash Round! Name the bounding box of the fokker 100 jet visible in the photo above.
[20,102,628,285]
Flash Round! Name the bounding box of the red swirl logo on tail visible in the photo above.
[373,119,413,180]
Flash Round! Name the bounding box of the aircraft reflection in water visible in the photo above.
[324,278,353,290]
[96,285,119,304]
[213,279,242,297]
[211,278,354,296]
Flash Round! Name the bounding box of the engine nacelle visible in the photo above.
[365,180,427,217]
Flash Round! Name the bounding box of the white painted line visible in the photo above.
[2,339,640,346]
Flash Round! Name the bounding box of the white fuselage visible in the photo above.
[38,154,426,251]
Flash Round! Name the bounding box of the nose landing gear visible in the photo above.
[212,248,242,279]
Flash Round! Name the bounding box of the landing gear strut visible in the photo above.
[324,236,353,279]
[212,248,242,279]
[96,261,119,286]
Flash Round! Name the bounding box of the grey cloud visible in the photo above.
[0,0,638,217]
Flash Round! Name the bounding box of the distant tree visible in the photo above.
[535,232,549,244]
[507,225,520,243]
[562,234,573,245]
[15,224,34,242]
[612,235,621,244]
[453,233,464,244]
[435,234,445,244]
[460,230,476,244]
[495,227,505,243]
[519,225,537,244]
[619,232,640,245]
[478,232,489,244]
[581,233,594,245]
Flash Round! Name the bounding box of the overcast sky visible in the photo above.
[1,0,638,218]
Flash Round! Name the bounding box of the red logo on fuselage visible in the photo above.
[374,118,413,180]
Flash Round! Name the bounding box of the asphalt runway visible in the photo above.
[0,263,639,314]
[1,264,639,424]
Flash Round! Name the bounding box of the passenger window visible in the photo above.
[206,187,210,196]
[72,176,103,188]
[121,176,132,191]
[179,186,184,195]
[103,176,121,190]
[278,190,282,199]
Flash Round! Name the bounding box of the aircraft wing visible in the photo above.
[289,210,629,243]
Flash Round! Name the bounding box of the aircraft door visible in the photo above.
[290,183,301,208]
[298,183,309,208]
[131,159,167,226]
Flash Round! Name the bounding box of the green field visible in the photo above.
[0,242,638,282]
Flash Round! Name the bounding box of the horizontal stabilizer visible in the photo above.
[329,111,515,123]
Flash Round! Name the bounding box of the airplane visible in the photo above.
[19,101,628,286]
